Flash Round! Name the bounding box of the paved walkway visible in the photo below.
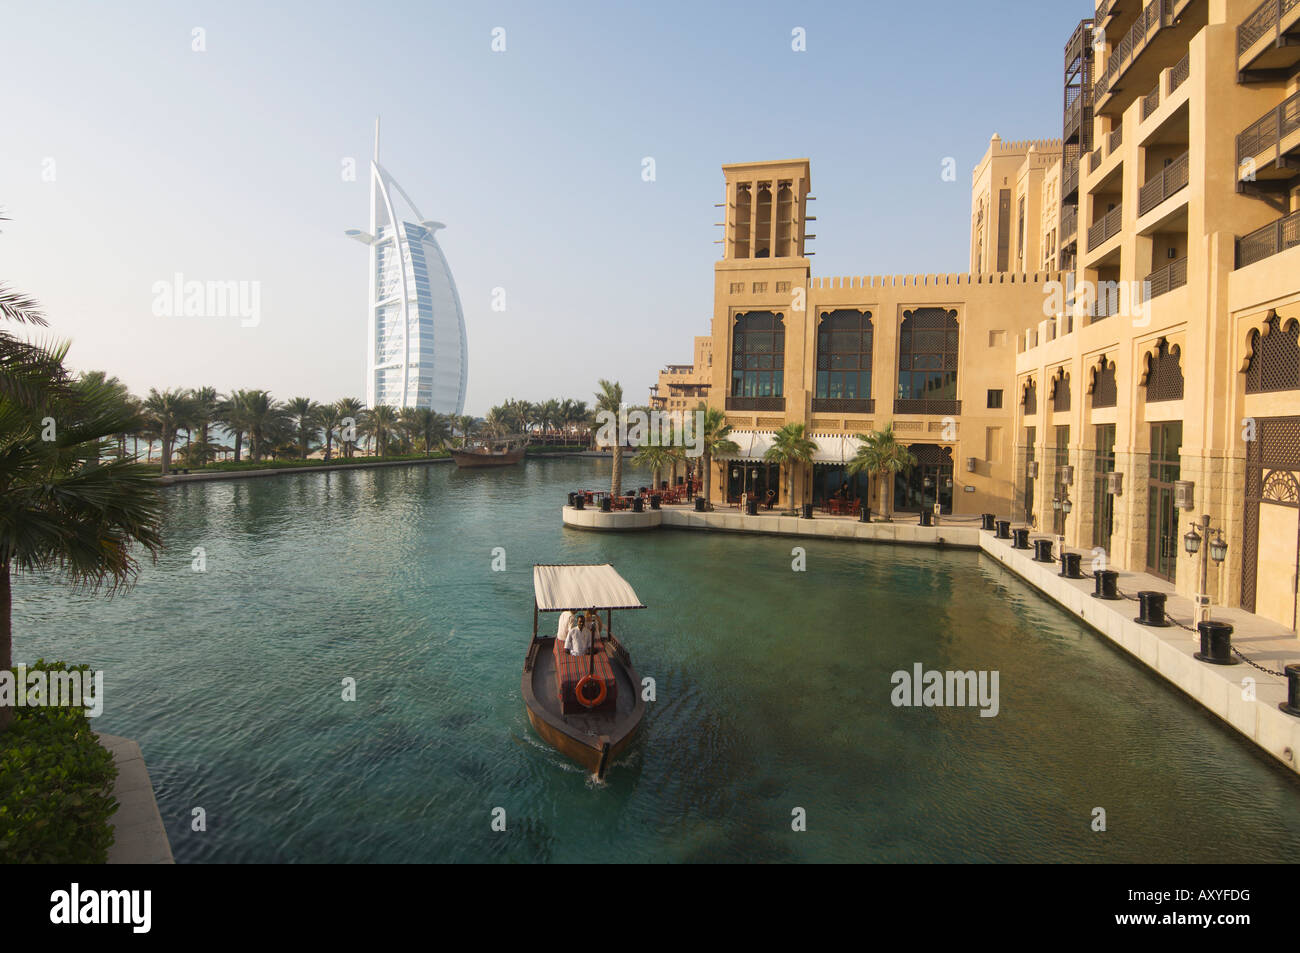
[97,733,173,864]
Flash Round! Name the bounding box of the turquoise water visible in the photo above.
[14,458,1300,862]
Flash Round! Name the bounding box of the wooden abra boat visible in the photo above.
[449,438,525,468]
[522,564,646,779]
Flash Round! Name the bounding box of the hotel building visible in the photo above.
[347,122,469,414]
[649,336,713,414]
[670,1,1300,630]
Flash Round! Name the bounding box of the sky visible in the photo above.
[1,0,1087,416]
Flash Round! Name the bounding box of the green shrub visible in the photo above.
[0,660,118,863]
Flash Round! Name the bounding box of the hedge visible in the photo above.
[0,661,118,863]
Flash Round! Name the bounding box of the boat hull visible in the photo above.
[521,637,644,778]
[450,447,525,468]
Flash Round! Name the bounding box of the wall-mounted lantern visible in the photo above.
[1107,471,1123,496]
[966,457,977,473]
[1174,480,1196,510]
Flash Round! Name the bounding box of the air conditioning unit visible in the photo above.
[1106,471,1123,496]
[1174,480,1195,510]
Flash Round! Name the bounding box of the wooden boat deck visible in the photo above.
[524,638,643,775]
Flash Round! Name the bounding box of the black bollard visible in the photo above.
[802,503,814,519]
[996,520,1011,539]
[1012,528,1030,549]
[919,510,933,527]
[650,494,661,510]
[694,496,706,512]
[1034,538,1054,562]
[860,503,871,523]
[1060,551,1083,578]
[573,494,585,510]
[567,491,576,506]
[981,513,996,531]
[600,496,611,513]
[632,497,644,513]
[746,498,758,516]
[1135,591,1172,627]
[1280,664,1300,718]
[1092,569,1121,599]
[1194,620,1240,665]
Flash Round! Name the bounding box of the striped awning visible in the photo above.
[811,433,865,464]
[532,564,646,612]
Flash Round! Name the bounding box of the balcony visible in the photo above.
[1169,53,1190,93]
[1062,204,1079,247]
[1109,126,1124,153]
[1237,0,1300,81]
[1138,151,1189,216]
[1065,92,1092,145]
[726,396,785,412]
[1236,208,1300,266]
[1063,161,1080,200]
[1087,203,1123,251]
[1145,256,1188,298]
[1236,91,1300,188]
[811,398,875,414]
[1140,83,1162,120]
[893,398,961,416]
[1094,0,1203,116]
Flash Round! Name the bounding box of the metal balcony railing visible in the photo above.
[1097,0,1114,20]
[1145,256,1188,298]
[1169,53,1190,92]
[1109,126,1124,154]
[1096,0,1175,103]
[1062,204,1079,244]
[1063,162,1080,197]
[1138,151,1189,216]
[811,398,875,414]
[1236,209,1300,267]
[1236,90,1300,164]
[1087,203,1123,250]
[893,398,961,416]
[1141,84,1161,120]
[1238,0,1300,56]
[726,396,785,412]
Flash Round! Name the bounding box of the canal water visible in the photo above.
[14,458,1300,862]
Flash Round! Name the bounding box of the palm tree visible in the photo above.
[695,403,739,509]
[631,438,673,491]
[286,397,321,458]
[142,387,191,476]
[182,386,220,466]
[483,405,509,439]
[317,403,343,461]
[405,407,448,456]
[79,371,135,459]
[846,426,918,522]
[238,390,283,462]
[0,307,164,731]
[764,422,818,515]
[335,398,364,458]
[454,415,477,448]
[594,379,624,498]
[361,405,399,457]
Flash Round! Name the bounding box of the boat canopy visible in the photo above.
[532,564,646,612]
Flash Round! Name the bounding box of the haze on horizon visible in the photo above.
[0,0,1080,415]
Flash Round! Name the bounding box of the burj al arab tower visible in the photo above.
[346,120,468,413]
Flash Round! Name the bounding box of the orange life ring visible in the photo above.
[575,674,607,709]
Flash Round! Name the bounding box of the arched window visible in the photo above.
[1245,313,1300,393]
[729,311,785,410]
[1143,338,1184,403]
[1090,356,1117,408]
[896,308,960,414]
[813,310,873,412]
[1050,367,1071,413]
[1022,378,1037,415]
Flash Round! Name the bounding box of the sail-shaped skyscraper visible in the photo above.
[347,121,468,413]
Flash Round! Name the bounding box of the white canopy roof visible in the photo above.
[532,564,646,612]
[811,433,865,464]
[717,430,775,461]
